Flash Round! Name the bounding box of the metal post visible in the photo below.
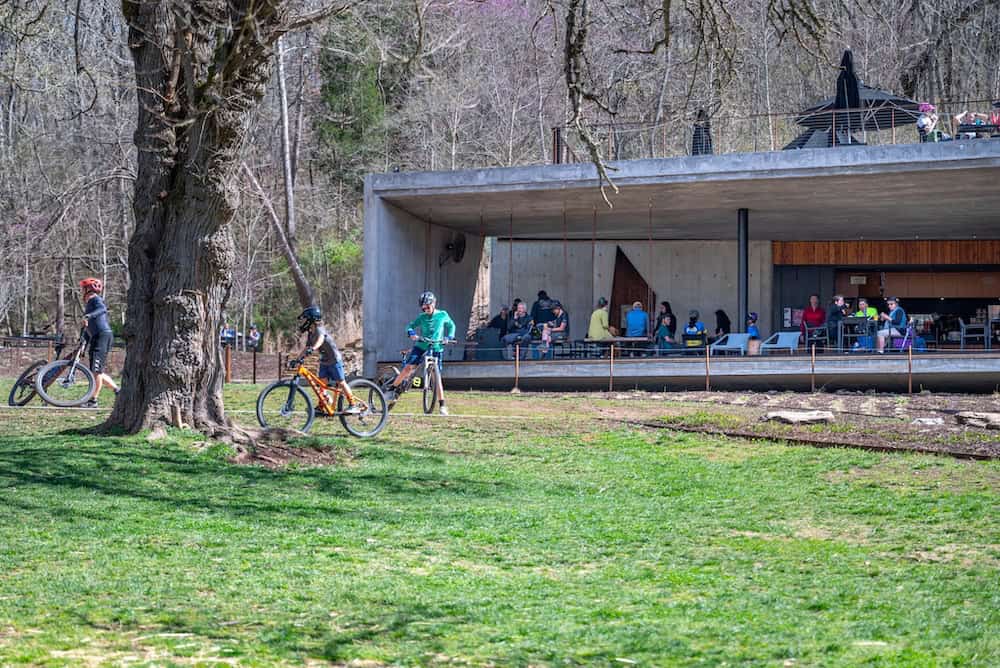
[705,343,711,392]
[609,343,615,392]
[252,348,257,385]
[278,352,283,381]
[811,343,816,392]
[551,127,562,165]
[907,345,913,395]
[513,344,520,392]
[737,208,749,332]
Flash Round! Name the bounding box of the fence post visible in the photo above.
[609,343,615,393]
[705,344,711,392]
[225,345,232,384]
[811,343,816,393]
[907,345,913,395]
[252,348,257,385]
[513,344,520,392]
[278,352,283,381]
[47,340,53,363]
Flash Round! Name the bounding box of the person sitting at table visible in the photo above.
[588,297,615,341]
[876,296,907,353]
[625,301,649,337]
[540,301,569,355]
[530,290,555,327]
[623,301,650,355]
[847,298,878,350]
[800,294,826,340]
[953,110,989,139]
[488,304,510,339]
[713,309,731,342]
[991,100,1000,134]
[682,309,707,348]
[501,301,532,359]
[854,298,877,319]
[654,313,678,355]
[826,294,849,348]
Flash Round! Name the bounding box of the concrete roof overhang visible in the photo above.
[367,141,1000,240]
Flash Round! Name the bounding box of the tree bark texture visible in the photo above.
[110,1,287,434]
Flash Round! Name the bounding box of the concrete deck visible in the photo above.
[369,140,1000,240]
[440,353,1000,393]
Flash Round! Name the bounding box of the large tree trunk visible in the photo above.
[108,1,287,435]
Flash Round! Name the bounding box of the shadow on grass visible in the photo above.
[0,432,508,524]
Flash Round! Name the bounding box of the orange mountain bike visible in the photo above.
[255,358,388,437]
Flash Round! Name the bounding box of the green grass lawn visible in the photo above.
[1,384,998,666]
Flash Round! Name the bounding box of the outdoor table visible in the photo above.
[956,123,999,138]
[839,317,877,352]
[583,336,651,358]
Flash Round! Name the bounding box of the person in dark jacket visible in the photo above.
[530,290,555,326]
[826,295,849,348]
[79,277,120,407]
[713,309,731,341]
[488,305,510,339]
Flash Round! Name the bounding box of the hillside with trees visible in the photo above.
[2,0,997,348]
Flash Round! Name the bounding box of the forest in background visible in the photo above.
[2,0,998,350]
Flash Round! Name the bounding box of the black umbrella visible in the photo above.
[691,108,713,155]
[783,127,865,150]
[792,50,921,141]
[834,50,861,111]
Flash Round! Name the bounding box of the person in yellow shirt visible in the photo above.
[588,297,615,340]
[854,298,878,319]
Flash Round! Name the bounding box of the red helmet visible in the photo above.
[79,277,103,293]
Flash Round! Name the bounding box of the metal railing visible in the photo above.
[550,99,999,164]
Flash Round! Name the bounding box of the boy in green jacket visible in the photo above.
[384,291,456,415]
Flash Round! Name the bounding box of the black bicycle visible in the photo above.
[32,329,98,407]
[7,337,67,407]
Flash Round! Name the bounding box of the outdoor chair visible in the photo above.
[709,333,750,356]
[959,318,988,350]
[760,331,801,355]
[888,320,917,352]
[803,324,829,350]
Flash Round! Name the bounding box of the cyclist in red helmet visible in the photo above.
[79,277,120,407]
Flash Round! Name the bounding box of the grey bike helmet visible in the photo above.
[419,291,436,307]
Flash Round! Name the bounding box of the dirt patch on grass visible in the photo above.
[230,439,354,469]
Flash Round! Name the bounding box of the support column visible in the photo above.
[737,208,749,332]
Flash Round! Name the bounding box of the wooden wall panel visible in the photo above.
[833,271,1000,298]
[773,240,1000,266]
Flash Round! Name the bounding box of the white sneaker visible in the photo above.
[439,405,450,416]
[342,403,363,415]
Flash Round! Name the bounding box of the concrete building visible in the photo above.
[363,140,1000,389]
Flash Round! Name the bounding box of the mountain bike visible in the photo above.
[256,358,388,437]
[31,329,98,407]
[379,337,452,414]
[7,338,67,407]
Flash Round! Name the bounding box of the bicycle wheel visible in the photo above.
[422,364,438,414]
[256,381,314,433]
[34,359,97,407]
[339,378,388,438]
[8,360,45,406]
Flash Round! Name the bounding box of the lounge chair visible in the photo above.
[760,331,801,355]
[709,333,750,356]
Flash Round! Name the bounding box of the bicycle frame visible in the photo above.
[289,363,357,416]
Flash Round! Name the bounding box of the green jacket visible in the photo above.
[408,310,456,352]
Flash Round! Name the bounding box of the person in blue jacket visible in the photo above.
[79,277,121,407]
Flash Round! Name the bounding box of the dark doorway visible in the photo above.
[610,246,656,330]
